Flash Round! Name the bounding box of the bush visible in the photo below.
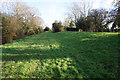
[52,21,64,33]
[44,27,50,31]
[2,16,14,44]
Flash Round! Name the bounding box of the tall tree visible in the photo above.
[107,0,120,32]
[66,0,92,25]
[111,0,120,31]
[88,9,109,32]
[76,9,109,32]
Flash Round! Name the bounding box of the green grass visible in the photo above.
[1,31,119,78]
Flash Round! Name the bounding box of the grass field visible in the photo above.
[1,31,119,78]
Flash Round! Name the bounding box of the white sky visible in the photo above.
[0,0,114,28]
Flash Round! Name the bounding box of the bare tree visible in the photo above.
[66,0,93,24]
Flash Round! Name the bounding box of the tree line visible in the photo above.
[61,0,120,32]
[1,1,44,44]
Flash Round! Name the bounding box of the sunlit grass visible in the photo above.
[2,31,119,78]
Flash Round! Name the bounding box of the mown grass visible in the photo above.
[1,31,119,78]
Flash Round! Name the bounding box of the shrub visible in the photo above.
[2,16,14,44]
[44,27,50,31]
[52,21,64,33]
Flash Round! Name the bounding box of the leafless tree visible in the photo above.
[66,0,93,24]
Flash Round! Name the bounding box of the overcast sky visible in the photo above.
[0,0,114,28]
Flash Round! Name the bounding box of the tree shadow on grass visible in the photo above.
[2,32,119,78]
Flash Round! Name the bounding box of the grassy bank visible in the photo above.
[2,31,119,78]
